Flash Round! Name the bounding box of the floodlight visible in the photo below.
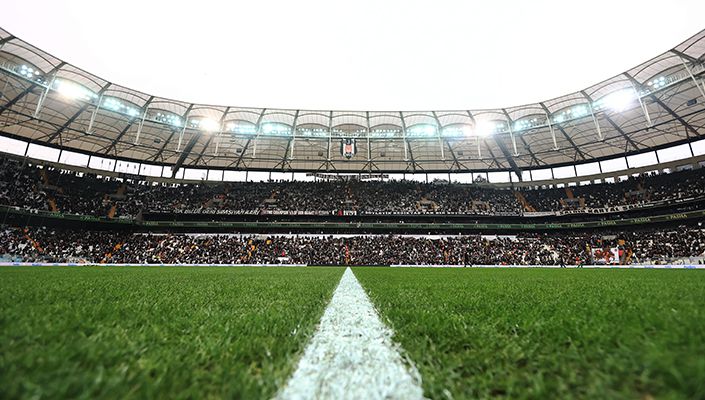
[601,89,636,112]
[474,121,494,136]
[572,105,588,118]
[199,118,219,132]
[103,98,121,111]
[55,80,95,101]
[169,115,182,127]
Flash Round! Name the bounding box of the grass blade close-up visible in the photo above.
[0,266,343,399]
[353,267,705,399]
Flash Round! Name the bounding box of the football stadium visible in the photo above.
[1,2,705,399]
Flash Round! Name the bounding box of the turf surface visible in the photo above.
[0,266,343,399]
[353,267,705,400]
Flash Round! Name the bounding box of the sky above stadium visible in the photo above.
[1,0,704,111]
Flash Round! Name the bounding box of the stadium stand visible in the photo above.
[1,28,705,267]
[2,226,705,265]
[2,157,705,218]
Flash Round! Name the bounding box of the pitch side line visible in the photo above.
[275,267,424,400]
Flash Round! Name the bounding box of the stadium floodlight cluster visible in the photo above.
[474,120,504,136]
[18,64,41,80]
[513,118,541,132]
[54,79,98,102]
[154,112,183,127]
[0,27,703,175]
[646,76,668,90]
[189,118,220,132]
[407,125,438,136]
[227,123,256,134]
[592,89,638,113]
[261,123,291,135]
[296,128,328,137]
[102,97,140,118]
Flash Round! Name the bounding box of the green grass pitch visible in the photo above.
[354,268,705,399]
[2,266,705,399]
[0,266,343,399]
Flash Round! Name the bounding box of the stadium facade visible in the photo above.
[0,28,703,181]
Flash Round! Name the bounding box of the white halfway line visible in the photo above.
[275,267,425,400]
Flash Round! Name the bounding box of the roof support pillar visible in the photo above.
[171,132,201,177]
[583,89,640,150]
[85,91,105,134]
[366,111,372,172]
[152,104,194,162]
[327,111,333,161]
[175,105,193,152]
[677,54,705,100]
[465,111,482,159]
[539,102,586,160]
[289,110,299,160]
[33,73,60,119]
[190,107,230,165]
[577,92,604,140]
[626,81,653,127]
[211,107,230,157]
[621,73,654,128]
[587,99,603,140]
[545,110,558,150]
[624,72,656,128]
[176,109,230,174]
[234,108,267,169]
[400,112,409,161]
[431,111,445,161]
[134,96,155,145]
[47,83,112,143]
[491,135,522,180]
[501,109,519,156]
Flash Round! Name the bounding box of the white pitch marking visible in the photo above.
[275,267,424,400]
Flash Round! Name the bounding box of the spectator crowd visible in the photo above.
[2,157,704,218]
[2,225,704,265]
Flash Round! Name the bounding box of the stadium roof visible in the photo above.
[0,27,704,177]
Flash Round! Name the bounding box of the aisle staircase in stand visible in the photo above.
[22,228,44,253]
[101,241,125,263]
[38,170,60,212]
[47,197,58,212]
[514,191,536,212]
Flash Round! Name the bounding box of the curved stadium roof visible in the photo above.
[0,27,704,178]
